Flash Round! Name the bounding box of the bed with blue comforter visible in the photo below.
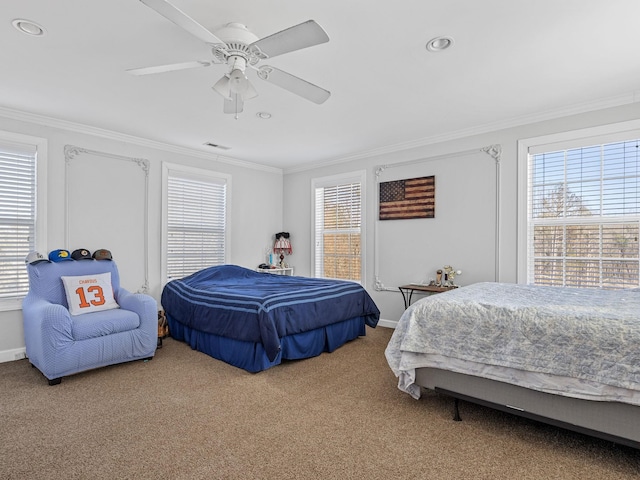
[161,265,380,372]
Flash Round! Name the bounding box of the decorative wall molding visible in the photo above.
[0,106,281,174]
[64,145,150,293]
[481,144,502,162]
[64,145,150,174]
[373,145,502,292]
[484,144,502,282]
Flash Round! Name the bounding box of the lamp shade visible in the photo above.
[273,232,292,254]
[273,237,292,254]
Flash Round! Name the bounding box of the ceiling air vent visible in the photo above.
[203,142,231,150]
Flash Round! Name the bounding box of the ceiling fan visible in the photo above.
[129,0,331,117]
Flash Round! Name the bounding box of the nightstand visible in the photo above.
[398,284,458,309]
[257,267,294,276]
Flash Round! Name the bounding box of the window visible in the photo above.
[313,171,365,283]
[520,123,640,289]
[162,164,230,282]
[0,131,46,309]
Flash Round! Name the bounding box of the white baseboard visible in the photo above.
[0,347,27,364]
[377,318,398,329]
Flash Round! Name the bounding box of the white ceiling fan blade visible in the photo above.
[258,66,330,104]
[249,20,329,59]
[127,60,211,76]
[223,93,244,114]
[139,0,225,45]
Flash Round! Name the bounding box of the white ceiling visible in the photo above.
[2,0,640,171]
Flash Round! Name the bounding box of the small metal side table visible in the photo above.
[398,284,458,309]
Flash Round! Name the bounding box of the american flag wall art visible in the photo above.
[378,176,435,220]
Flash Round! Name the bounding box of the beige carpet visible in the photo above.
[1,327,638,480]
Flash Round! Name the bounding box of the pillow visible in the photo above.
[61,272,120,316]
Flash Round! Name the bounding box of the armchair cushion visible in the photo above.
[61,272,120,316]
[71,308,140,341]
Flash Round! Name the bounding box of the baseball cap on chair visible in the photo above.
[48,249,73,262]
[25,251,51,265]
[71,249,92,261]
[92,249,113,261]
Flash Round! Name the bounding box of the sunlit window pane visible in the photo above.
[529,139,640,289]
[314,176,362,283]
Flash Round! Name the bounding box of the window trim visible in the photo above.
[311,170,366,284]
[0,131,47,311]
[517,119,640,285]
[161,162,231,286]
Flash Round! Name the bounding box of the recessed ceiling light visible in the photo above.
[256,112,272,119]
[12,19,45,36]
[426,36,454,52]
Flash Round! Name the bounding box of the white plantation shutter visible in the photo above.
[313,173,364,282]
[166,171,227,280]
[528,138,640,289]
[0,142,37,299]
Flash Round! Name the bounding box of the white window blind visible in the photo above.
[314,180,362,282]
[166,172,227,280]
[0,142,37,299]
[528,139,640,289]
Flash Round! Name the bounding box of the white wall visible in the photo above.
[3,101,640,358]
[0,112,283,359]
[283,102,640,325]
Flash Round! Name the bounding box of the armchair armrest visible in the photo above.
[22,296,74,367]
[115,288,157,335]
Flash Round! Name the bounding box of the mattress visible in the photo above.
[386,282,640,404]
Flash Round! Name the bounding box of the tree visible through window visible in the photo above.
[314,175,363,282]
[529,140,640,289]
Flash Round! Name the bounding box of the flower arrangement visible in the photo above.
[443,265,462,286]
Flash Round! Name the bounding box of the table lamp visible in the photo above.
[273,232,292,268]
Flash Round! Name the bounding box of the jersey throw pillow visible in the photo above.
[61,272,120,316]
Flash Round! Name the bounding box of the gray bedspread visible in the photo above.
[386,282,640,402]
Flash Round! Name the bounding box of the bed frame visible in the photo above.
[415,367,640,449]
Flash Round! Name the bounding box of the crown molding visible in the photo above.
[2,89,638,178]
[0,106,282,175]
[283,91,640,174]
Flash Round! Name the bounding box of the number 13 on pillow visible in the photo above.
[61,272,120,316]
[75,284,106,308]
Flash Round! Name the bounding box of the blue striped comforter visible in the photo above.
[161,265,380,361]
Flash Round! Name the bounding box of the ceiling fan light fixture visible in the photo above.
[229,68,249,95]
[212,76,231,98]
[426,36,454,52]
[136,1,331,116]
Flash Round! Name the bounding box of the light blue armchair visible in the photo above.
[22,259,157,385]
